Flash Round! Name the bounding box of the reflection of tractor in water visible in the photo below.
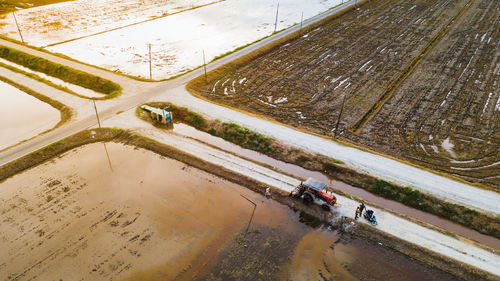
[290,178,337,211]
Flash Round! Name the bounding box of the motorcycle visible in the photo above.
[363,210,378,226]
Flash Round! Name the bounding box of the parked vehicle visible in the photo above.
[290,178,337,211]
[363,209,377,226]
[141,105,172,125]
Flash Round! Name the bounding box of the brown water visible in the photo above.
[0,81,60,150]
[0,143,457,280]
[172,123,500,250]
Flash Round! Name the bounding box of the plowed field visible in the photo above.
[358,0,500,188]
[189,0,500,189]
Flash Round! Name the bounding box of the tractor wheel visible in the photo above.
[321,204,330,211]
[303,193,314,206]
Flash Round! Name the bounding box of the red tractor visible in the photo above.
[290,178,337,211]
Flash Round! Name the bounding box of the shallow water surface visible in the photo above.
[0,81,60,150]
[0,143,456,280]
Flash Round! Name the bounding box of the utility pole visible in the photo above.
[334,92,347,138]
[93,99,101,128]
[300,11,304,34]
[274,2,279,33]
[148,43,152,80]
[203,50,207,82]
[12,12,24,43]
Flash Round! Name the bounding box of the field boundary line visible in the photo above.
[351,0,474,134]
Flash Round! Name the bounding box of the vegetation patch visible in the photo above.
[138,102,280,156]
[0,45,121,97]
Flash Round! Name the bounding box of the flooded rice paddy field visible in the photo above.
[1,0,344,79]
[0,143,457,280]
[0,0,218,46]
[0,80,60,150]
[190,0,500,189]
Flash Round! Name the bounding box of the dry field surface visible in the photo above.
[190,0,500,189]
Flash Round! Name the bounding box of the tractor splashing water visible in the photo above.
[290,178,337,211]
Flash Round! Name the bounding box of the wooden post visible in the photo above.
[148,43,152,80]
[274,2,279,33]
[334,92,347,138]
[12,12,24,43]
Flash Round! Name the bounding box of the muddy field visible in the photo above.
[358,0,500,188]
[0,143,457,280]
[190,0,500,189]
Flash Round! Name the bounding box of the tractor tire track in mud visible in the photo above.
[359,0,500,188]
[351,0,474,133]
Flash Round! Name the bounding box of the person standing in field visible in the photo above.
[355,206,360,220]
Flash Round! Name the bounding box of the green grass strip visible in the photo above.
[0,45,121,95]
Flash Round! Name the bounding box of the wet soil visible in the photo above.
[356,0,500,189]
[0,80,60,150]
[332,236,461,281]
[196,224,458,281]
[189,0,500,189]
[0,143,458,280]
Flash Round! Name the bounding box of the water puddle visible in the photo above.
[172,123,500,250]
[0,81,60,150]
[0,143,456,280]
